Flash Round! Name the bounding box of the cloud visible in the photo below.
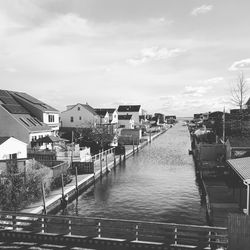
[183,86,212,97]
[191,5,213,16]
[229,58,250,71]
[202,77,224,84]
[127,46,185,66]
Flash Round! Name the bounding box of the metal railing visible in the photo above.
[0,211,228,249]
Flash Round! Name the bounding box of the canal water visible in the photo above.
[59,123,207,225]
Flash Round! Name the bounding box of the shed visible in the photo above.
[227,157,250,215]
[0,136,27,160]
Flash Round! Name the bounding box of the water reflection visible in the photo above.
[59,124,207,225]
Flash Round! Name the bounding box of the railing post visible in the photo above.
[98,222,101,238]
[100,152,102,175]
[106,150,108,170]
[174,227,178,245]
[135,224,139,241]
[113,150,116,167]
[68,219,72,235]
[41,217,45,233]
[207,231,211,249]
[12,215,17,230]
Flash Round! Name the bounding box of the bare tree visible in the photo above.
[230,72,248,110]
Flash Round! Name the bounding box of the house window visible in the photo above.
[79,116,82,120]
[70,116,74,122]
[48,115,54,123]
[78,107,80,111]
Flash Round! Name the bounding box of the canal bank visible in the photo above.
[21,128,168,215]
[58,123,206,226]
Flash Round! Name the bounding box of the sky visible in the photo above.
[1,0,250,117]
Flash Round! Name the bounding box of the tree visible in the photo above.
[230,72,249,135]
[231,72,248,110]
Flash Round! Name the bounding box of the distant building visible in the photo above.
[117,105,144,127]
[118,114,134,129]
[0,136,27,160]
[154,113,165,124]
[165,115,176,124]
[0,90,55,145]
[60,103,99,128]
[94,108,118,124]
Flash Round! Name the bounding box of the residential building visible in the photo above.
[154,113,165,124]
[0,90,53,145]
[0,136,27,160]
[117,105,143,127]
[9,90,60,134]
[118,114,134,129]
[94,108,118,124]
[60,103,99,128]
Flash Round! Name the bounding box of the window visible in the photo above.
[79,116,82,120]
[48,115,55,123]
[70,116,74,122]
[78,107,80,111]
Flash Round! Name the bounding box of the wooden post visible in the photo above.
[100,152,102,175]
[174,227,178,245]
[41,181,47,215]
[75,165,78,194]
[119,154,121,165]
[123,146,126,162]
[133,138,135,155]
[137,139,139,152]
[135,225,139,241]
[113,150,116,167]
[12,215,17,231]
[149,131,152,143]
[61,173,65,198]
[105,150,108,170]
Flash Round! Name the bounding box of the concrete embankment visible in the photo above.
[21,128,168,215]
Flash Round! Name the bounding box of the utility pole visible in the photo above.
[223,107,225,144]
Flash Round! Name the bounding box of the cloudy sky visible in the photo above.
[1,0,250,117]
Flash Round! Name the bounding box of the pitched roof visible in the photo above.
[95,108,116,117]
[0,136,11,145]
[118,105,141,112]
[118,114,132,120]
[227,157,250,181]
[9,91,58,112]
[63,103,98,116]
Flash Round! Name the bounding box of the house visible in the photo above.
[60,103,99,128]
[94,108,118,124]
[0,136,27,160]
[227,157,250,215]
[154,113,165,124]
[118,115,134,129]
[117,105,143,127]
[9,91,60,134]
[0,90,53,145]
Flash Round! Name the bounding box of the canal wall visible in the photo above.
[21,128,169,215]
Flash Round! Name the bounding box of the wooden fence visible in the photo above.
[0,211,228,249]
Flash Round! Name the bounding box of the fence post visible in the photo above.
[12,215,17,230]
[100,152,102,175]
[207,231,211,249]
[113,150,116,167]
[135,224,139,241]
[174,227,178,245]
[106,150,108,170]
[68,219,72,235]
[75,165,78,194]
[41,217,45,233]
[98,222,101,238]
[133,138,135,155]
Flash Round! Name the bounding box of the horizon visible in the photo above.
[1,0,250,116]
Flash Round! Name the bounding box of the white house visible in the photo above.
[117,105,144,127]
[60,103,99,128]
[118,115,134,129]
[95,108,118,124]
[0,137,27,160]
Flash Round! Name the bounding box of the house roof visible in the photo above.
[63,103,98,116]
[227,157,250,181]
[95,108,116,117]
[0,136,11,145]
[228,136,250,148]
[9,91,58,113]
[118,115,132,120]
[118,105,141,112]
[246,98,250,106]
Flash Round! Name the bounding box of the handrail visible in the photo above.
[0,211,228,248]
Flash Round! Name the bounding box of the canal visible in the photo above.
[58,123,207,226]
